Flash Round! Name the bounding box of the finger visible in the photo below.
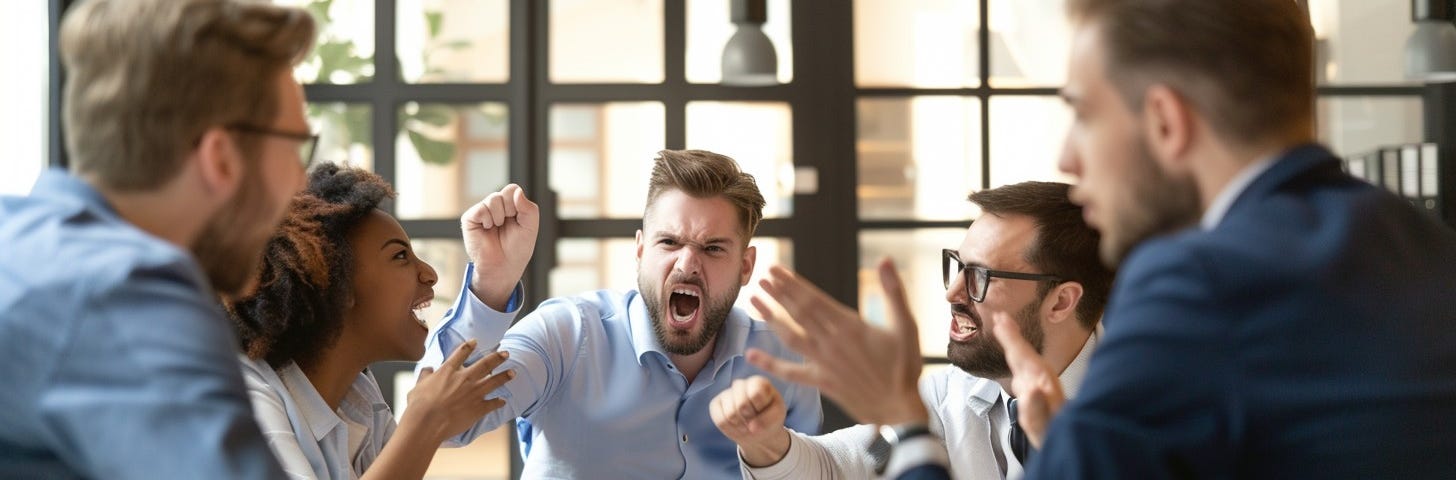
[744,376,777,414]
[461,201,487,231]
[512,185,540,231]
[733,379,757,428]
[485,193,507,227]
[749,295,809,350]
[992,315,1045,383]
[499,184,520,218]
[417,367,435,381]
[442,339,478,371]
[709,394,730,427]
[477,369,516,393]
[466,350,510,377]
[759,267,837,336]
[746,349,820,388]
[474,398,507,417]
[877,258,922,362]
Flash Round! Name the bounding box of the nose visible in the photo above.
[419,259,438,287]
[945,270,968,304]
[1057,133,1081,178]
[674,247,703,277]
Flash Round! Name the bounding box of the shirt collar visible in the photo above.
[1200,155,1278,230]
[31,169,119,220]
[277,362,344,442]
[964,332,1100,416]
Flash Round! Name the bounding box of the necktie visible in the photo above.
[1007,397,1034,465]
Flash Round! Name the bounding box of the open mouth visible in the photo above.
[410,295,433,331]
[668,285,702,327]
[949,307,980,342]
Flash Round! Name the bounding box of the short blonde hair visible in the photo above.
[60,0,316,190]
[645,149,766,240]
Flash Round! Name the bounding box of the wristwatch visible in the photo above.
[874,422,934,475]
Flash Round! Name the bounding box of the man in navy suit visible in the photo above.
[750,0,1456,478]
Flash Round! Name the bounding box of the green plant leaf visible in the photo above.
[426,11,444,38]
[407,130,456,166]
[411,105,454,127]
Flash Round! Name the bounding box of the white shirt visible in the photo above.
[743,333,1097,480]
[1201,156,1278,230]
[239,356,397,480]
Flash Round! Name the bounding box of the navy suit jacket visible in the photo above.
[1026,144,1456,478]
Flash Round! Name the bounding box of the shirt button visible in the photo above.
[681,434,689,443]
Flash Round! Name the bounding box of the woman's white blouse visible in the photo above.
[239,355,398,480]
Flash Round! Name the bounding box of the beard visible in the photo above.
[947,292,1047,379]
[1096,134,1201,267]
[639,272,737,356]
[191,165,285,296]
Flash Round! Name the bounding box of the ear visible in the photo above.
[1141,84,1195,175]
[634,229,645,264]
[739,244,758,286]
[194,127,245,200]
[1042,281,1084,327]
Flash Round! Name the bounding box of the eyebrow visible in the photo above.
[654,232,738,247]
[380,238,410,251]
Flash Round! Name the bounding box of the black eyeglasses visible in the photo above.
[942,249,1063,303]
[228,124,319,169]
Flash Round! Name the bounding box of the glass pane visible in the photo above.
[854,0,979,88]
[550,238,793,314]
[989,97,1075,187]
[397,0,509,83]
[550,0,665,83]
[1318,96,1423,157]
[395,238,509,480]
[859,229,968,357]
[549,102,666,219]
[0,0,45,195]
[1310,0,1418,85]
[280,0,375,84]
[306,103,374,171]
[396,103,510,220]
[685,0,794,84]
[685,102,794,218]
[988,0,1070,87]
[857,97,983,221]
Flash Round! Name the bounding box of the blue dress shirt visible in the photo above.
[418,263,823,479]
[0,170,284,478]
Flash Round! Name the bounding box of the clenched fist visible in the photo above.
[461,184,539,310]
[710,376,791,468]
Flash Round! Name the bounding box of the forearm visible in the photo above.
[359,419,443,480]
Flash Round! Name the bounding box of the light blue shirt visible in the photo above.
[419,263,823,480]
[240,356,397,480]
[0,170,284,478]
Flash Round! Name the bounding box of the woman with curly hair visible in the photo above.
[225,164,527,479]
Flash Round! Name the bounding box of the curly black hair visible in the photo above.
[225,164,396,369]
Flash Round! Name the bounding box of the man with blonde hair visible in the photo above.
[0,0,317,477]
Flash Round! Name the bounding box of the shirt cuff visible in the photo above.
[742,430,812,480]
[880,435,949,480]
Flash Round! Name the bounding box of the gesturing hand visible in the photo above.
[709,376,791,468]
[993,314,1064,448]
[746,259,928,426]
[461,184,539,310]
[405,340,515,442]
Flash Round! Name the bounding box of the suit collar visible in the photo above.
[1218,143,1340,226]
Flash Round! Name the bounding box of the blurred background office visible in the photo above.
[6,0,1439,478]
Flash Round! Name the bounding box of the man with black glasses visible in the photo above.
[711,181,1114,480]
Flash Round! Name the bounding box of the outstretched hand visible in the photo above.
[993,314,1064,448]
[746,259,927,426]
[462,184,539,310]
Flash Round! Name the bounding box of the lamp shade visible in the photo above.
[1409,0,1456,81]
[722,24,778,86]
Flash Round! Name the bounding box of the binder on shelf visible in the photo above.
[1401,145,1421,202]
[1421,142,1443,219]
[1380,147,1402,196]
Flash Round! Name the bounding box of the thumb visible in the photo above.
[877,258,918,350]
[418,367,435,381]
[513,187,540,231]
